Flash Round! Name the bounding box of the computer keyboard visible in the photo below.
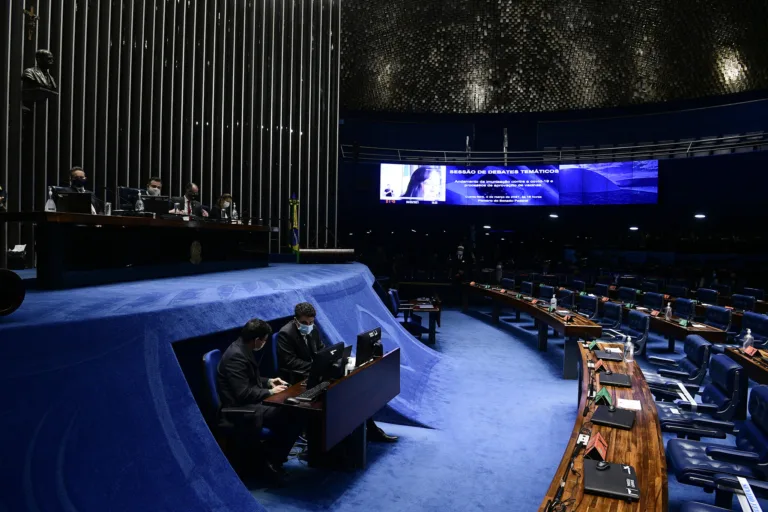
[293,381,330,402]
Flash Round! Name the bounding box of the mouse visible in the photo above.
[596,461,610,471]
[286,397,300,405]
[608,405,616,412]
[605,369,613,375]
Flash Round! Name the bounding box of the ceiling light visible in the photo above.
[483,225,491,229]
[549,214,558,218]
[695,214,706,219]
[629,226,639,231]
[411,229,416,233]
[501,238,505,241]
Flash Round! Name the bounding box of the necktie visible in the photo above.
[187,199,191,215]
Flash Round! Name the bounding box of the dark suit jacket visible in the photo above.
[171,196,206,217]
[210,205,231,220]
[217,338,272,411]
[277,321,325,378]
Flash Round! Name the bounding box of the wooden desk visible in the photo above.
[264,348,400,469]
[402,299,442,345]
[725,347,768,386]
[463,284,602,379]
[649,314,727,351]
[0,212,272,289]
[539,343,668,511]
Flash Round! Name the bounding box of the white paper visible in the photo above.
[10,245,25,253]
[636,307,648,311]
[617,398,642,411]
[416,304,433,309]
[605,347,622,354]
[692,323,707,328]
[669,408,680,415]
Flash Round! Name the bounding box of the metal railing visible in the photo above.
[340,132,767,165]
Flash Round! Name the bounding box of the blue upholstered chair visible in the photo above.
[598,301,622,329]
[391,288,422,324]
[732,293,756,312]
[539,284,555,301]
[682,483,768,512]
[704,306,732,332]
[618,286,639,303]
[655,355,745,440]
[521,281,534,296]
[624,310,651,355]
[642,281,659,293]
[712,283,732,297]
[644,335,711,393]
[594,283,609,297]
[577,295,598,319]
[571,280,586,292]
[542,274,557,286]
[643,292,664,310]
[388,290,425,338]
[557,289,575,309]
[667,285,689,298]
[666,386,768,508]
[500,278,515,290]
[697,288,720,305]
[712,311,768,355]
[674,298,696,321]
[744,287,765,301]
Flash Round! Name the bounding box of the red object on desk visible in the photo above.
[725,306,734,310]
[601,297,609,302]
[499,289,506,294]
[584,432,608,461]
[531,299,538,305]
[594,360,605,372]
[651,310,660,317]
[745,346,758,357]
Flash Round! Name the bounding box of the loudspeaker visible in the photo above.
[0,269,25,316]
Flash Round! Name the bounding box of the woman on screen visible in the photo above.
[402,167,442,201]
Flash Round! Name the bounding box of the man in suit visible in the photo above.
[277,302,398,443]
[217,318,303,482]
[62,167,100,214]
[170,182,208,217]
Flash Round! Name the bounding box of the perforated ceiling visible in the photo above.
[340,0,768,113]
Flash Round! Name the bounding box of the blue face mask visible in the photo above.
[297,323,314,336]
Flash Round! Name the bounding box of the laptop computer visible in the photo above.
[55,192,93,214]
[595,350,624,362]
[583,459,640,501]
[592,405,636,430]
[141,196,171,216]
[599,372,632,388]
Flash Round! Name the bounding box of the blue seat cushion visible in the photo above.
[680,503,730,512]
[667,438,761,485]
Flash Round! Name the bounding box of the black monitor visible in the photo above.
[141,196,171,216]
[356,327,382,368]
[55,192,93,214]
[118,186,141,210]
[307,342,347,388]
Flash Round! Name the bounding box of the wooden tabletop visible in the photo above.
[539,343,667,511]
[648,314,728,343]
[0,211,275,232]
[725,347,768,385]
[403,298,442,313]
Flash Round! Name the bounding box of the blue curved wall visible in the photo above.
[0,264,441,512]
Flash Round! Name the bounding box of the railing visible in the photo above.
[340,132,767,165]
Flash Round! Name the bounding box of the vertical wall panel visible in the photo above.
[2,0,340,265]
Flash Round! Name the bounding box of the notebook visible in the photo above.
[591,405,636,430]
[583,459,640,501]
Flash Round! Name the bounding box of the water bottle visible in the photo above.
[45,187,57,212]
[550,293,557,312]
[231,202,239,221]
[135,194,145,212]
[624,336,634,363]
[665,302,672,321]
[743,329,754,350]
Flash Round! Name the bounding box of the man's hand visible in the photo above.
[269,385,288,396]
[268,377,289,388]
[202,209,209,218]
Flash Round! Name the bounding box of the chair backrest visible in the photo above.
[258,333,280,378]
[558,289,574,308]
[594,283,609,297]
[677,335,711,384]
[643,292,664,310]
[697,288,719,305]
[666,285,688,298]
[539,284,555,301]
[732,293,756,312]
[392,288,401,304]
[604,301,622,322]
[641,281,659,293]
[744,287,765,301]
[626,310,650,340]
[521,281,534,296]
[735,386,768,461]
[571,280,586,292]
[618,286,638,303]
[712,283,732,297]
[700,354,745,420]
[618,276,639,288]
[579,295,598,317]
[387,290,399,317]
[673,298,695,320]
[500,278,515,290]
[543,275,557,286]
[742,312,768,342]
[705,306,732,331]
[202,349,223,412]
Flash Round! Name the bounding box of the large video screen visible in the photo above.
[379,160,659,206]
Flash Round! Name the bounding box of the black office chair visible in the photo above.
[594,283,610,297]
[577,294,598,319]
[538,284,555,302]
[500,278,515,290]
[711,311,768,355]
[667,285,689,298]
[571,280,586,292]
[744,287,765,301]
[642,292,664,311]
[597,301,623,329]
[644,335,711,397]
[642,281,659,293]
[674,298,696,321]
[732,293,756,312]
[697,288,720,305]
[521,281,534,296]
[618,286,639,303]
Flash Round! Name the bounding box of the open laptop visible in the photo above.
[583,459,640,501]
[599,372,632,388]
[55,192,93,214]
[592,405,636,430]
[595,350,624,362]
[141,196,171,216]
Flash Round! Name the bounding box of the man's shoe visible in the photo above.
[368,425,398,443]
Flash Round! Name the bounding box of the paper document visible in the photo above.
[605,347,622,354]
[416,305,434,309]
[692,323,707,328]
[617,398,642,411]
[10,245,25,253]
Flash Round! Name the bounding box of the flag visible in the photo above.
[289,196,300,262]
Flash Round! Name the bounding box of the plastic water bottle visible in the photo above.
[665,302,672,321]
[624,336,634,363]
[231,202,239,221]
[743,329,754,350]
[135,194,144,212]
[45,187,57,212]
[550,293,557,311]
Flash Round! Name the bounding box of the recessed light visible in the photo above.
[501,238,505,241]
[411,229,416,233]
[629,226,639,231]
[348,233,353,236]
[483,225,491,229]
[485,233,489,236]
[695,214,706,219]
[549,214,558,218]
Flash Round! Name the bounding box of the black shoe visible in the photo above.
[368,425,398,443]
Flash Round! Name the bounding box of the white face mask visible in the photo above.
[222,201,231,209]
[147,186,161,196]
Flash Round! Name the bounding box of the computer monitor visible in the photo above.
[118,186,141,210]
[55,192,93,214]
[307,342,347,388]
[141,196,171,216]
[356,327,382,368]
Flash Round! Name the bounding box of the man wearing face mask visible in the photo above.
[64,167,100,214]
[277,302,399,443]
[217,318,303,483]
[452,244,474,284]
[170,182,209,217]
[145,177,163,196]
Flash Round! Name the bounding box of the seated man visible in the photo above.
[170,182,208,217]
[217,318,303,481]
[63,166,101,214]
[277,302,398,443]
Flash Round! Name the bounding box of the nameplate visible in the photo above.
[679,319,689,327]
[664,294,670,300]
[584,432,608,461]
[725,306,734,310]
[499,289,506,294]
[594,387,612,406]
[609,286,617,291]
[601,297,609,302]
[744,346,758,357]
[564,315,572,323]
[531,299,538,305]
[651,310,660,317]
[594,360,606,372]
[625,303,634,309]
[588,340,599,351]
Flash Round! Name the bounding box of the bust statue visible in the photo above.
[22,49,58,102]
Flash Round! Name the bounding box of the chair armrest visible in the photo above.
[692,418,736,434]
[661,423,727,439]
[648,356,678,366]
[706,446,761,465]
[221,405,259,415]
[657,369,690,379]
[674,400,717,413]
[714,474,768,499]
